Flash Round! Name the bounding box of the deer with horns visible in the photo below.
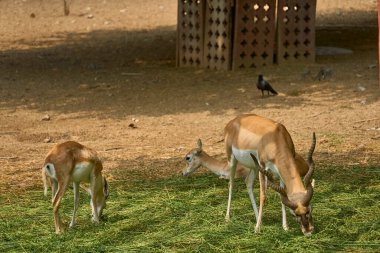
[183,114,316,235]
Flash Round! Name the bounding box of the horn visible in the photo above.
[302,132,316,206]
[250,153,287,196]
[302,183,314,206]
[250,154,298,209]
[103,177,109,198]
[250,154,299,209]
[304,132,316,187]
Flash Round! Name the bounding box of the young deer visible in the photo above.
[182,139,260,215]
[42,141,109,234]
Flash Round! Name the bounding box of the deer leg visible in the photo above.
[225,155,237,221]
[245,169,258,220]
[280,181,289,231]
[255,171,266,233]
[51,178,58,202]
[52,177,70,234]
[69,182,80,228]
[90,174,101,223]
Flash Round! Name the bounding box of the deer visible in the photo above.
[182,139,260,216]
[184,114,316,235]
[42,141,109,234]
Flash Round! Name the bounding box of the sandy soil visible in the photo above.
[0,0,379,193]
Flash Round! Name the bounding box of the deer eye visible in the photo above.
[185,156,192,162]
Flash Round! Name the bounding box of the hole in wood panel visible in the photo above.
[243,3,250,11]
[263,27,270,36]
[261,52,268,59]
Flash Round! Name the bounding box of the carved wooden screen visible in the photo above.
[177,0,205,67]
[203,0,233,70]
[233,0,276,69]
[277,0,316,64]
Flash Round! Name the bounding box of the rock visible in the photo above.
[43,137,52,143]
[42,114,50,121]
[315,67,333,81]
[128,123,137,129]
[78,84,90,90]
[368,64,377,69]
[357,84,366,92]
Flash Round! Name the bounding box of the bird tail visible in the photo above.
[268,85,278,95]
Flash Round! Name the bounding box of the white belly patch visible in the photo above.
[231,146,282,180]
[72,162,93,183]
[232,146,259,168]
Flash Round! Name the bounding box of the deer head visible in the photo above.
[182,139,203,176]
[251,132,316,236]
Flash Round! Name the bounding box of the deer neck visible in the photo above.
[275,155,305,195]
[200,152,230,178]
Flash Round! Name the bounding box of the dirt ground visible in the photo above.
[0,0,379,194]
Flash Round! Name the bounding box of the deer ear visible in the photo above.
[197,139,202,150]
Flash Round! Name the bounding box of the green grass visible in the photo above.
[1,165,379,252]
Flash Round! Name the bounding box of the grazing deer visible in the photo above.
[182,139,261,215]
[183,114,315,235]
[42,141,109,234]
[222,114,316,235]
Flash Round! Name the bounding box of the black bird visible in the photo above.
[257,74,278,97]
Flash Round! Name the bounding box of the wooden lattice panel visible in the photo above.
[233,0,276,69]
[203,0,233,70]
[277,0,316,64]
[177,0,205,67]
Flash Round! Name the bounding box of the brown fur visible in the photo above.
[42,141,108,234]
